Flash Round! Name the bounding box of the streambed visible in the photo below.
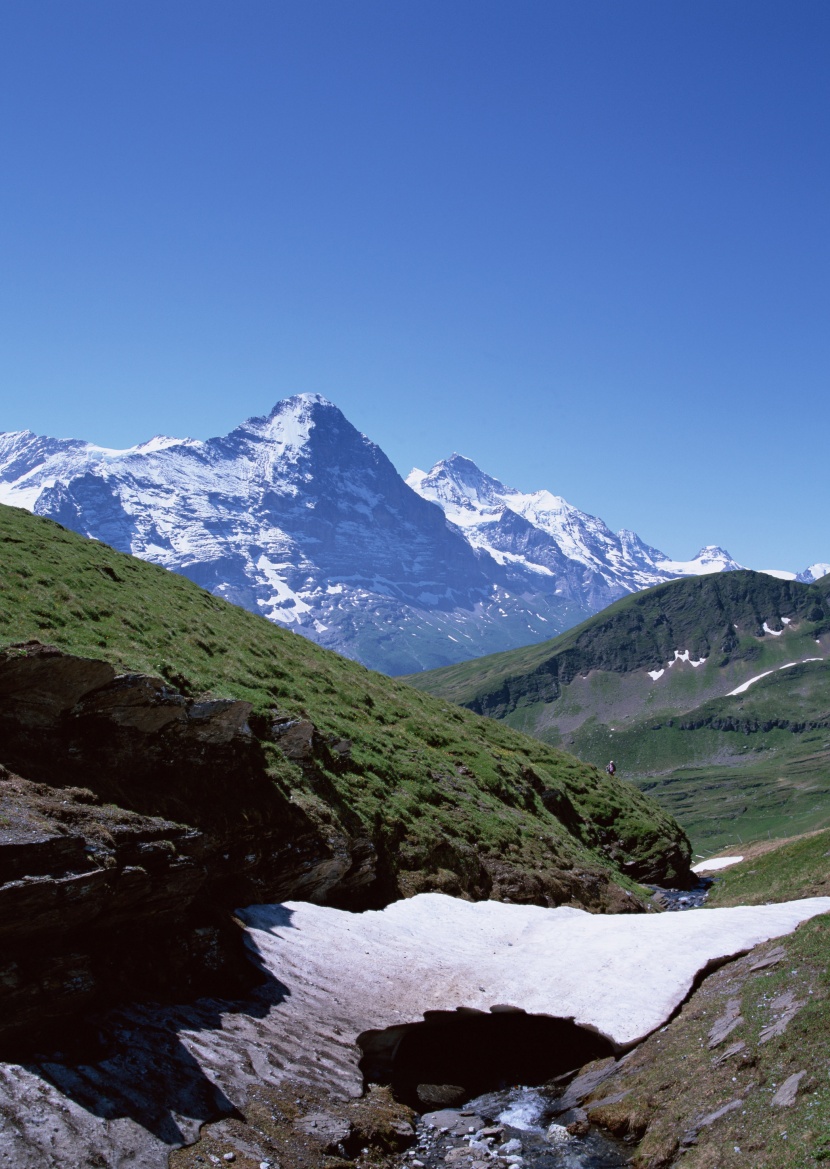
[405,1086,630,1168]
[647,874,713,910]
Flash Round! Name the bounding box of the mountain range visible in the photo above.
[0,393,825,674]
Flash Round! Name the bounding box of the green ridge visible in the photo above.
[407,572,830,852]
[0,502,690,898]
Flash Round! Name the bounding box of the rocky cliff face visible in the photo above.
[0,641,367,1050]
[0,769,242,1049]
[0,642,381,912]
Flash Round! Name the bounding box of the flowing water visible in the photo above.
[408,1085,631,1168]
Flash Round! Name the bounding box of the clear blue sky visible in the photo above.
[1,1,828,571]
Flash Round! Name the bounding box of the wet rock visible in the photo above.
[557,1106,589,1135]
[418,1084,468,1108]
[422,1109,486,1136]
[552,1057,621,1112]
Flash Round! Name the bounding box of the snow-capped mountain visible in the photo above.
[407,455,742,603]
[0,395,814,674]
[797,563,830,583]
[0,396,600,672]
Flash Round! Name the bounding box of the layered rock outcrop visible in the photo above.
[0,642,377,1049]
[0,770,242,1048]
[0,641,379,914]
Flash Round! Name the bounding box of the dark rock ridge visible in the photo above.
[0,642,379,912]
[0,769,249,1049]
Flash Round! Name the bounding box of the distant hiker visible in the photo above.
[605,760,616,777]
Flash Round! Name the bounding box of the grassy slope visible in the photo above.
[578,661,830,853]
[705,829,830,907]
[407,572,830,852]
[0,503,689,895]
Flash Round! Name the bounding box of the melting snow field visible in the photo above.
[239,893,830,1059]
[3,893,830,1169]
[728,657,823,696]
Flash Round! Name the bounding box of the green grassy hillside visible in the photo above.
[406,571,830,713]
[705,829,830,907]
[407,572,830,852]
[0,502,691,903]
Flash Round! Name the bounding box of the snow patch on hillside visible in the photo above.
[728,658,823,696]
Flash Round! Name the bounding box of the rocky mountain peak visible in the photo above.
[797,563,830,584]
[407,454,510,520]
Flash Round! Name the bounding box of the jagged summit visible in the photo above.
[798,562,830,584]
[409,453,685,599]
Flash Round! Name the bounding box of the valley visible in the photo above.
[409,571,830,852]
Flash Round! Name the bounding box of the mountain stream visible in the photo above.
[405,1086,630,1168]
